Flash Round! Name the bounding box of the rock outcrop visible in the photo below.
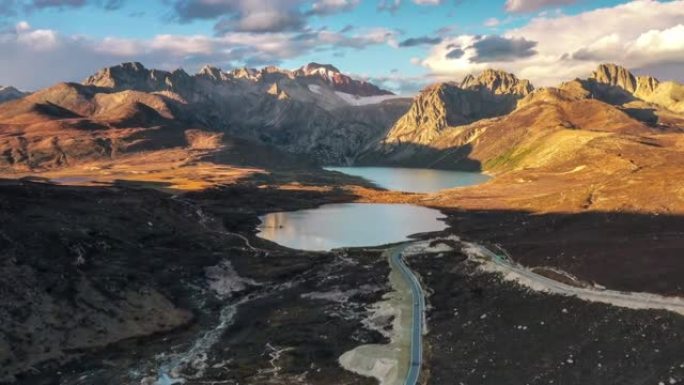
[590,63,639,93]
[460,68,534,95]
[83,62,188,92]
[586,63,684,113]
[377,69,533,147]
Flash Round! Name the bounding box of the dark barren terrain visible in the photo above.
[409,245,684,385]
[0,178,388,384]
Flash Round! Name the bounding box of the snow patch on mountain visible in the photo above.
[335,91,404,106]
[308,84,323,94]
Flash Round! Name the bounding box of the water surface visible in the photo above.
[257,203,447,251]
[325,166,489,193]
[51,176,92,184]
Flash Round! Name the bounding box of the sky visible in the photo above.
[0,0,682,93]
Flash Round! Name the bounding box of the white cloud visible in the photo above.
[148,35,216,55]
[377,0,400,12]
[484,17,500,27]
[310,0,360,14]
[0,0,125,16]
[0,22,400,90]
[378,0,443,12]
[505,0,576,13]
[368,72,434,95]
[96,37,142,56]
[174,0,308,34]
[15,27,59,50]
[174,0,362,33]
[421,0,684,86]
[413,0,442,4]
[629,24,684,59]
[15,20,31,32]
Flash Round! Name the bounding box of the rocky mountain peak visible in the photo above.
[83,61,393,98]
[231,67,259,80]
[198,65,229,81]
[636,75,660,95]
[585,64,681,110]
[84,62,167,91]
[590,63,639,93]
[293,62,393,96]
[299,62,342,78]
[461,69,533,96]
[380,71,534,149]
[262,65,290,75]
[171,68,190,78]
[117,62,147,73]
[0,85,27,103]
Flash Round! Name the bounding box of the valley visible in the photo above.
[1,60,684,385]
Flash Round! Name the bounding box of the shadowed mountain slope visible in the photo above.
[2,62,683,214]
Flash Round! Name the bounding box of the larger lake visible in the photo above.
[324,166,489,193]
[257,203,447,251]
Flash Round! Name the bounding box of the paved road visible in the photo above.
[389,244,425,385]
[471,243,684,316]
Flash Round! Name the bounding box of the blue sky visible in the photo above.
[0,0,682,92]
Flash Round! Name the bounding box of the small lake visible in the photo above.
[324,166,489,193]
[257,203,447,251]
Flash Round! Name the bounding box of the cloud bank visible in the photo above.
[1,0,683,93]
[422,0,684,86]
[504,0,576,13]
[0,21,399,89]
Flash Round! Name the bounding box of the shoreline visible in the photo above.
[339,245,416,385]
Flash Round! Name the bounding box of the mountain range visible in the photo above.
[0,62,411,170]
[1,61,684,212]
[363,63,684,170]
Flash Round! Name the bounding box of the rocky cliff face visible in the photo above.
[590,63,639,93]
[586,63,684,113]
[461,68,534,95]
[376,69,533,148]
[84,62,191,92]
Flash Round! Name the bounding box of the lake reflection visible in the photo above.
[325,167,489,193]
[257,203,447,251]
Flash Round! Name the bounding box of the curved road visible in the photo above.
[388,240,684,385]
[389,245,425,385]
[468,243,684,316]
